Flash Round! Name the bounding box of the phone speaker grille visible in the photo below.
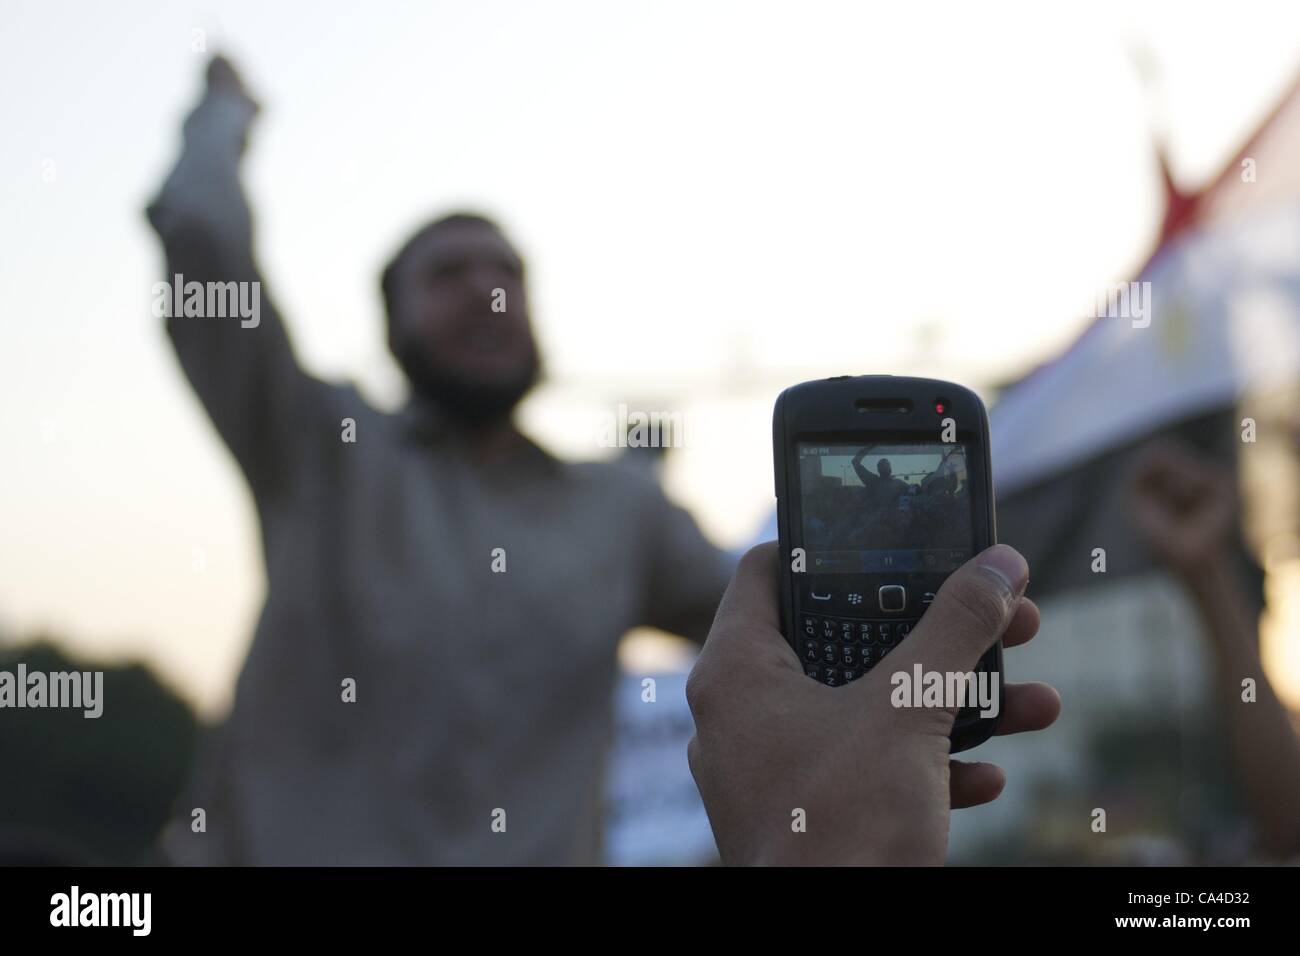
[854,398,913,414]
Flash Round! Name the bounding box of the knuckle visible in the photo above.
[738,540,778,571]
[727,542,777,598]
[684,663,714,718]
[907,702,960,738]
[945,572,1011,634]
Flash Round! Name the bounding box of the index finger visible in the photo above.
[700,541,800,671]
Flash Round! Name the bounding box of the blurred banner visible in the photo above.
[602,669,716,866]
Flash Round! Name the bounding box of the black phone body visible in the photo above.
[773,375,1002,752]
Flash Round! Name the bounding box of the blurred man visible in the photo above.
[147,57,731,865]
[851,449,909,508]
[921,450,961,497]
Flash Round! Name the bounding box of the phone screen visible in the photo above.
[796,441,973,575]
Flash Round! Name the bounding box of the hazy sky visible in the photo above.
[3,0,1299,713]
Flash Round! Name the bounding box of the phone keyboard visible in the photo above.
[797,614,919,687]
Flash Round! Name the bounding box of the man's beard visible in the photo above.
[398,347,541,428]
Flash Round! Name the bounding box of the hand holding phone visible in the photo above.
[685,541,1060,865]
[773,375,1002,751]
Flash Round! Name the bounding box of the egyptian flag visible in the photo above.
[993,73,1300,597]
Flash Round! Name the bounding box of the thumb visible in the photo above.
[889,544,1028,675]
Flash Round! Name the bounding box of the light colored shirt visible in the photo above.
[149,85,731,864]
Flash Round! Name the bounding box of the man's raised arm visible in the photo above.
[851,447,876,488]
[147,56,326,504]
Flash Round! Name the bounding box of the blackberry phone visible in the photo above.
[773,375,1002,752]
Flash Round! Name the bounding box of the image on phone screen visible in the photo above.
[797,442,973,575]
